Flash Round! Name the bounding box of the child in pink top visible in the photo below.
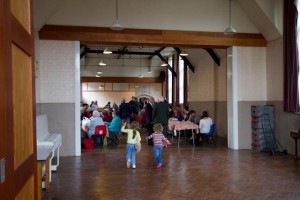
[146,123,170,168]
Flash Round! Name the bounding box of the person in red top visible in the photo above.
[130,112,141,124]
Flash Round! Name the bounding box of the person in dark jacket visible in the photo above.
[153,96,169,137]
[145,96,155,145]
[119,98,130,124]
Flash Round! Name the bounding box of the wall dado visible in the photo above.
[36,103,76,156]
[267,101,300,155]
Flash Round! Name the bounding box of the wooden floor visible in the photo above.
[43,133,300,200]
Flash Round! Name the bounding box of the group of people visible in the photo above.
[81,96,214,169]
[81,110,122,146]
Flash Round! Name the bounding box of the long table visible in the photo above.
[168,118,199,147]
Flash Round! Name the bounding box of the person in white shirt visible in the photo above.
[199,110,213,135]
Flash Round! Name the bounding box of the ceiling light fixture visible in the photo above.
[99,60,106,66]
[161,61,168,67]
[224,0,237,35]
[111,0,124,30]
[103,48,112,54]
[180,50,188,56]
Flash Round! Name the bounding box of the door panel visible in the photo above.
[0,0,36,199]
[10,0,31,33]
[12,44,34,169]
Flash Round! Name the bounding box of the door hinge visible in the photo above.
[0,158,5,183]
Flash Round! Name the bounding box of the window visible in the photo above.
[297,0,300,105]
[179,58,184,104]
[168,56,173,104]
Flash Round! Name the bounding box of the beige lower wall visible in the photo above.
[189,101,227,138]
[267,101,299,154]
[238,101,266,149]
[37,103,75,156]
[237,101,299,153]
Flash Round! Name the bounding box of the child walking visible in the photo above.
[121,121,141,169]
[146,123,170,169]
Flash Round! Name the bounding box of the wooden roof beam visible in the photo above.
[174,48,195,73]
[156,52,177,77]
[204,48,220,66]
[39,25,267,48]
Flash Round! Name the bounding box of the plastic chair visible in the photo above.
[200,124,216,145]
[94,125,108,146]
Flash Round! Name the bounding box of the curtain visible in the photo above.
[284,0,300,112]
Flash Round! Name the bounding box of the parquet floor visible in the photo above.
[43,132,300,200]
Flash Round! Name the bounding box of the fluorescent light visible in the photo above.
[99,60,106,66]
[103,48,112,54]
[180,51,188,56]
[161,61,168,66]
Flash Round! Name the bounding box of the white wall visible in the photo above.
[266,38,299,155]
[188,49,215,101]
[39,40,76,103]
[236,47,267,101]
[81,83,162,107]
[37,40,80,157]
[43,0,259,33]
[228,46,267,150]
[266,38,283,100]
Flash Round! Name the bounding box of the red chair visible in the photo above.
[94,125,108,146]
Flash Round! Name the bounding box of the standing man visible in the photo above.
[119,98,130,124]
[146,96,155,145]
[153,96,169,137]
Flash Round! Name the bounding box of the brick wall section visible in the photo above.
[39,40,75,103]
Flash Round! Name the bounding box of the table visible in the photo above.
[168,118,199,147]
[290,130,300,161]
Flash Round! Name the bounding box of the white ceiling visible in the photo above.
[34,0,282,77]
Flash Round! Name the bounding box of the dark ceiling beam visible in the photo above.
[118,46,127,59]
[148,47,165,59]
[204,48,220,66]
[156,52,177,77]
[174,48,195,73]
[81,76,164,83]
[80,47,89,59]
[87,49,156,56]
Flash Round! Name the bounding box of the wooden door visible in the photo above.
[0,0,37,199]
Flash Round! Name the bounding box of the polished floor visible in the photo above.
[43,133,300,200]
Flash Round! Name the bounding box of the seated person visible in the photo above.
[172,109,184,121]
[188,110,200,125]
[198,110,213,140]
[106,109,113,122]
[101,110,109,122]
[87,111,104,139]
[187,110,201,141]
[107,111,122,145]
